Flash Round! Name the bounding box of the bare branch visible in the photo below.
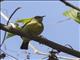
[0,0,4,2]
[0,12,9,20]
[60,0,80,11]
[0,23,80,58]
[1,7,21,47]
[1,49,18,60]
[29,43,49,56]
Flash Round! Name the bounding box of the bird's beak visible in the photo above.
[42,16,45,18]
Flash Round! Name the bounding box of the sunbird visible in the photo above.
[17,16,45,50]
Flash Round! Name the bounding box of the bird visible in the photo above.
[17,16,45,50]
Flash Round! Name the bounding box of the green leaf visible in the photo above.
[63,9,80,24]
[6,32,15,38]
[16,18,32,24]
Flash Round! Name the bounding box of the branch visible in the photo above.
[30,43,80,60]
[1,7,21,47]
[60,0,80,11]
[0,12,9,21]
[29,43,49,56]
[0,0,4,2]
[1,49,18,60]
[0,23,80,58]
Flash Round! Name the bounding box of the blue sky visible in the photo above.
[1,1,80,60]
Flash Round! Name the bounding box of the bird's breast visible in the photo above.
[26,21,43,35]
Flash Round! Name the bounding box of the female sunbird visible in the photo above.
[19,16,45,50]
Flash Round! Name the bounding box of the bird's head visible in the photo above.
[34,16,45,22]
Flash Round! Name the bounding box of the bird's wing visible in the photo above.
[16,18,32,24]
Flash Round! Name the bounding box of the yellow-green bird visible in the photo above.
[17,16,45,50]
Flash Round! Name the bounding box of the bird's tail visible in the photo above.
[20,37,30,50]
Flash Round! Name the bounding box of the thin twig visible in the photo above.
[0,7,21,60]
[0,0,4,2]
[0,12,9,20]
[65,44,74,50]
[0,49,18,60]
[60,0,80,11]
[29,43,49,56]
[1,7,21,47]
[57,18,70,23]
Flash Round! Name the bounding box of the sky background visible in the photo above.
[1,1,80,60]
